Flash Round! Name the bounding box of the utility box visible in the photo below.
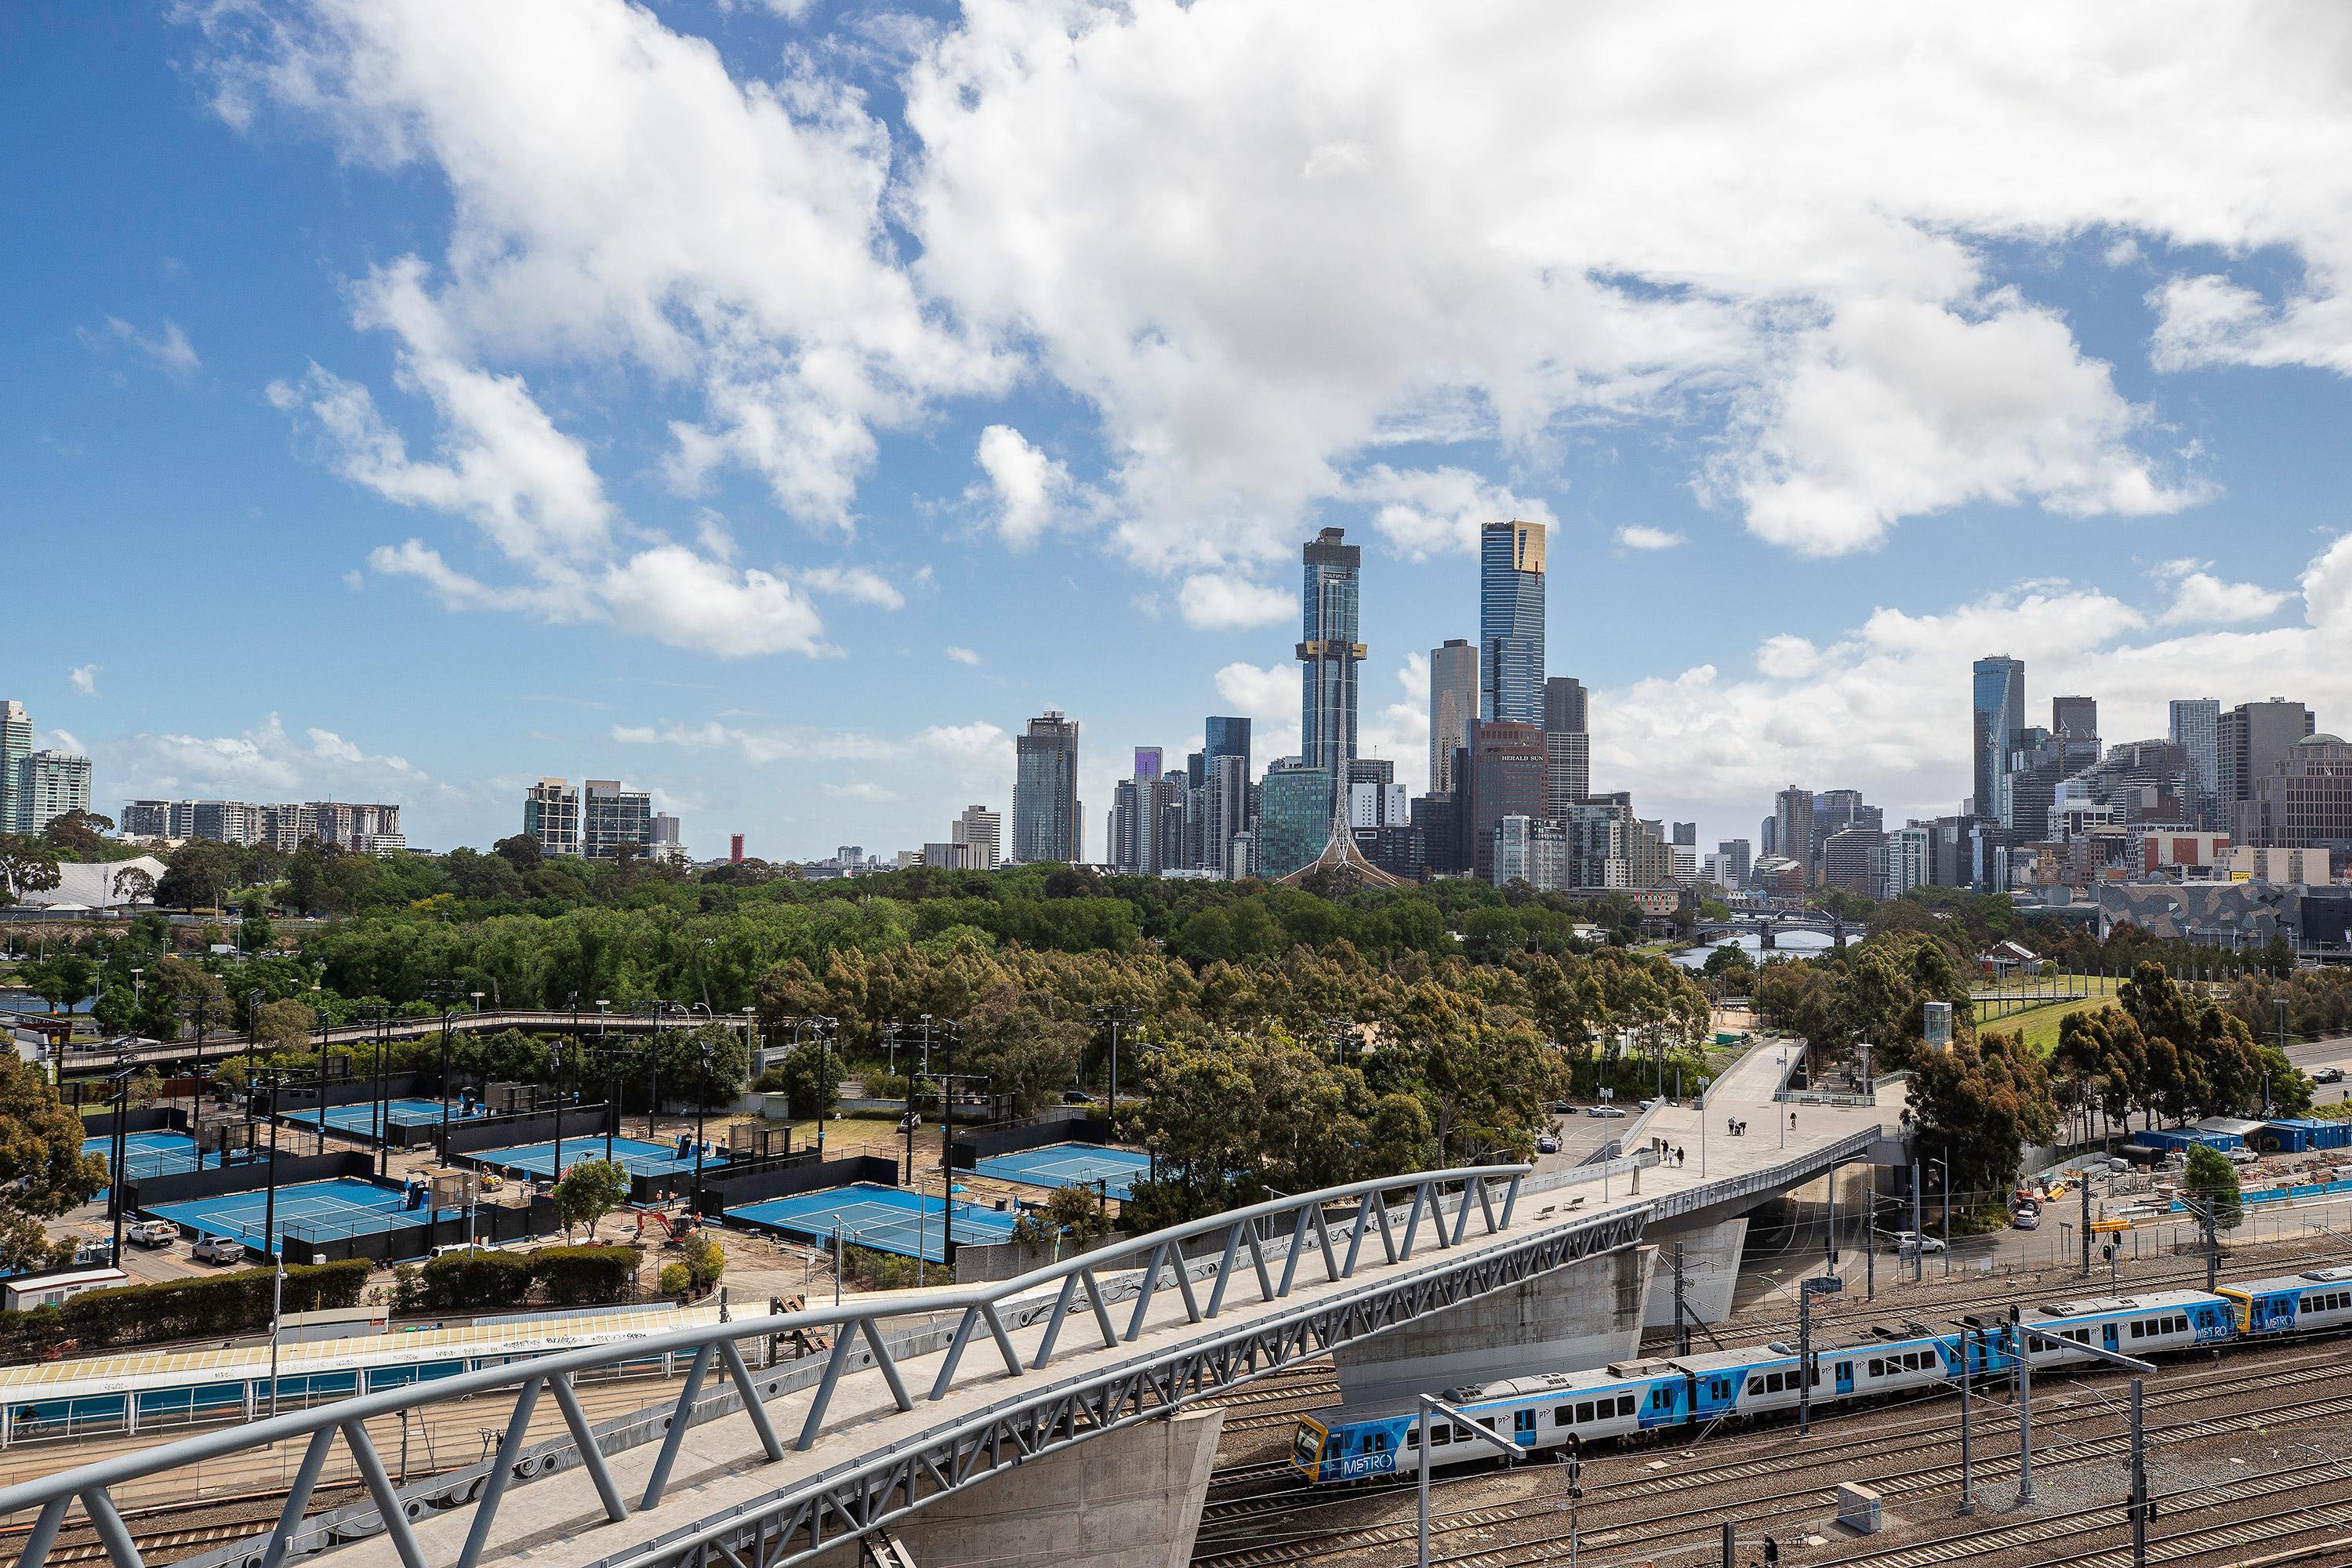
[1836,1483,1882,1534]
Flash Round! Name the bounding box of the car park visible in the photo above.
[126,1219,176,1248]
[191,1235,245,1265]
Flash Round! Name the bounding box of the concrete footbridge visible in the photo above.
[0,1041,1894,1568]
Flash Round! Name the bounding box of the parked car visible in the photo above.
[1535,1134,1560,1155]
[2227,1147,2260,1165]
[1586,1105,1628,1120]
[2011,1207,2040,1231]
[126,1219,176,1249]
[191,1235,245,1265]
[2315,1067,2346,1085]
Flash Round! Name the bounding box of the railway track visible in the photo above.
[3,1481,368,1568]
[1192,1343,2352,1568]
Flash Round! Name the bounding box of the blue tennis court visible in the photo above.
[82,1131,260,1184]
[973,1142,1151,1201]
[729,1182,1018,1264]
[463,1134,724,1181]
[279,1096,481,1139]
[144,1177,443,1258]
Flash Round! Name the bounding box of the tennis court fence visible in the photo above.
[949,1109,1111,1169]
[692,1152,900,1218]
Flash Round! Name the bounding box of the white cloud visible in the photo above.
[1592,530,2352,835]
[943,645,982,665]
[1616,525,1685,551]
[81,317,200,378]
[968,424,1088,548]
[1178,574,1290,630]
[821,781,904,801]
[102,713,425,802]
[796,564,907,610]
[1212,662,1296,723]
[1349,466,1557,562]
[2158,570,2289,626]
[67,665,100,696]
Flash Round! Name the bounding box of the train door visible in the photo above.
[1835,1359,1855,1397]
[2100,1323,2119,1353]
[1513,1409,1537,1447]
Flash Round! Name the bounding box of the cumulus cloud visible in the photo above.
[968,425,1089,548]
[1349,466,1557,562]
[1178,574,1291,630]
[796,564,907,610]
[100,713,426,803]
[2158,570,2290,626]
[944,645,982,665]
[1594,530,2352,834]
[67,665,99,697]
[1616,525,1685,551]
[80,317,200,378]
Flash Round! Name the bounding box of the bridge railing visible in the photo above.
[0,1163,1527,1568]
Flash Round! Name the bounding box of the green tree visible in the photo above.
[2183,1143,2243,1232]
[0,835,61,902]
[1907,1029,2057,1207]
[240,892,275,953]
[553,1158,633,1240]
[154,840,237,910]
[253,998,318,1051]
[959,982,1087,1116]
[0,1054,110,1270]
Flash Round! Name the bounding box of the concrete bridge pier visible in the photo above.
[1329,1242,1654,1407]
[811,1410,1223,1568]
[1639,1217,1749,1331]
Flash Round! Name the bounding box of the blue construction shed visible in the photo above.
[2134,1127,2240,1155]
[2254,1118,2352,1154]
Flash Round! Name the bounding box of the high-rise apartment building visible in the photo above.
[952,804,1001,870]
[1468,721,1546,883]
[524,779,581,856]
[120,800,171,839]
[2169,698,2221,829]
[2218,699,2316,841]
[1428,640,1478,794]
[21,751,92,833]
[1820,824,1886,898]
[0,701,31,833]
[1298,529,1365,795]
[1112,750,1188,876]
[1203,717,1251,875]
[2052,695,2098,745]
[1542,676,1589,817]
[1012,710,1082,864]
[1972,655,2027,822]
[1770,786,1815,885]
[1480,521,1546,725]
[1885,825,1931,899]
[1716,838,1752,886]
[1257,759,1334,882]
[582,780,654,859]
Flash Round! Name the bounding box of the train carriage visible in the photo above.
[2026,1290,2230,1365]
[1287,1360,1684,1483]
[2219,1265,2352,1335]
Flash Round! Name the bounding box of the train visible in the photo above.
[1290,1265,2352,1484]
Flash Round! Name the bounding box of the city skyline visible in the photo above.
[12,6,2352,859]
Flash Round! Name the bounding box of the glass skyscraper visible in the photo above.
[1012,710,1081,863]
[2169,698,2220,829]
[1428,639,1477,794]
[1480,521,1546,724]
[1257,759,1334,881]
[1297,528,1364,791]
[1972,655,2026,824]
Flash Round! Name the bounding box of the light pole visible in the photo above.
[1090,1003,1139,1109]
[692,1038,716,1217]
[549,1040,567,1181]
[1797,1273,1842,1435]
[425,979,459,1161]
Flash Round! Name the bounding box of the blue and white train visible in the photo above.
[1293,1272,2352,1484]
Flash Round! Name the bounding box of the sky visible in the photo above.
[7,1,2352,860]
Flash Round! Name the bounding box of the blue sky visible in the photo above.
[8,2,2352,858]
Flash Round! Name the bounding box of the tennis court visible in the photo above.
[144,1177,440,1258]
[972,1142,1151,1201]
[82,1131,260,1184]
[463,1134,723,1181]
[279,1096,481,1139]
[728,1182,1018,1264]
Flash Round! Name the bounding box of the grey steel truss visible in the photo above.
[0,1163,1614,1568]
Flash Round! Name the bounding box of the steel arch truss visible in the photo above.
[582,1204,1648,1568]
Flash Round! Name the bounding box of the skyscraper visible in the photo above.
[582,779,654,858]
[2052,695,2098,745]
[1773,786,1814,884]
[1542,676,1589,816]
[524,779,582,857]
[1257,759,1334,881]
[1428,639,1478,794]
[20,751,91,834]
[2218,699,2317,840]
[2170,699,2221,829]
[1480,521,1546,724]
[0,701,30,834]
[1012,710,1082,864]
[1298,529,1365,793]
[1468,721,1546,882]
[1972,655,2026,823]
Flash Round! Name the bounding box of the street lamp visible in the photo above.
[691,1038,716,1215]
[424,979,461,1161]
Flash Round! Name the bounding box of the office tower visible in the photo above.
[2217,699,2314,840]
[1759,816,1777,858]
[1671,822,1697,847]
[1480,521,1546,724]
[1468,721,1546,882]
[20,751,92,833]
[2052,696,2098,745]
[2169,698,2222,829]
[953,804,1001,870]
[1717,839,1752,884]
[646,813,685,863]
[1542,676,1590,817]
[729,833,746,863]
[1205,717,1252,784]
[1013,710,1082,863]
[1972,655,2027,822]
[1772,786,1813,884]
[1207,753,1250,877]
[1298,529,1365,794]
[1429,640,1478,793]
[1810,790,1881,873]
[0,701,29,833]
[1257,759,1334,881]
[2237,735,2352,851]
[1820,824,1886,898]
[1886,825,1931,898]
[1411,790,1464,877]
[524,779,582,857]
[582,779,653,858]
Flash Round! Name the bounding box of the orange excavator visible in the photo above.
[630,1207,701,1246]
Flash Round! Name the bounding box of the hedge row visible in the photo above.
[0,1259,372,1358]
[394,1245,641,1312]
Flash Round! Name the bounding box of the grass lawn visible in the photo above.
[1982,992,2110,1054]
